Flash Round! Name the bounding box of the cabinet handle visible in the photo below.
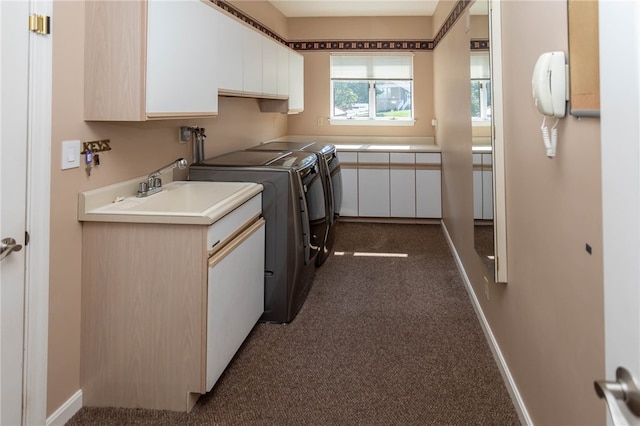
[208,219,264,268]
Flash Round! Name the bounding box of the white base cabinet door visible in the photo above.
[358,152,390,217]
[416,153,442,218]
[337,152,358,216]
[390,153,416,218]
[206,219,265,391]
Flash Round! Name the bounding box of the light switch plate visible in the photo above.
[61,140,81,170]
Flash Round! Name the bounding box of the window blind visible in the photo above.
[330,54,414,80]
[470,53,490,79]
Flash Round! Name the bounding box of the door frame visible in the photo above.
[23,0,53,424]
[599,0,640,424]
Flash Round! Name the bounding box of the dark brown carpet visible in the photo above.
[67,222,520,425]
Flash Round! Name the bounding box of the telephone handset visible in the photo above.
[531,51,568,157]
[532,51,567,117]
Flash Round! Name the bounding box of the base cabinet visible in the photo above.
[337,150,441,219]
[81,196,264,412]
[473,152,493,220]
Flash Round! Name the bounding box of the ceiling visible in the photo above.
[268,0,439,18]
[267,0,488,18]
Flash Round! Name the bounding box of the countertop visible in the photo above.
[267,135,440,153]
[78,176,263,225]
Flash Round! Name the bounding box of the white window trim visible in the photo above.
[330,53,415,126]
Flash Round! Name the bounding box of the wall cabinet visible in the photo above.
[473,153,493,220]
[336,150,441,219]
[217,10,243,93]
[85,0,219,121]
[81,195,265,412]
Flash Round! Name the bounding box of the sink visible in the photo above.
[79,180,263,225]
[98,182,246,214]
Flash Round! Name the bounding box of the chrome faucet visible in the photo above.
[137,158,188,197]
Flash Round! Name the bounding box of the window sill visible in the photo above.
[472,119,491,127]
[329,118,415,127]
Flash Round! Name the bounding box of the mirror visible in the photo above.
[469,0,495,280]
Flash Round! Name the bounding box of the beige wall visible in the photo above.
[48,1,287,415]
[287,17,435,138]
[228,0,289,38]
[49,1,605,424]
[434,1,605,424]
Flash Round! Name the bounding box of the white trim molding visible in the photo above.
[441,221,532,426]
[45,390,82,426]
[23,0,52,424]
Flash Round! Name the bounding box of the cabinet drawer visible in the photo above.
[358,152,389,165]
[337,151,358,163]
[207,194,262,255]
[416,153,441,165]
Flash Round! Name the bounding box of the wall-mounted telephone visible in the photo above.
[532,51,567,117]
[531,51,568,157]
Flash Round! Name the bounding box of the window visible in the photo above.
[330,54,414,126]
[471,52,491,124]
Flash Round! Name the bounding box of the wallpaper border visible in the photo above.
[210,0,479,52]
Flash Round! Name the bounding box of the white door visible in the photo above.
[599,1,640,425]
[0,1,29,424]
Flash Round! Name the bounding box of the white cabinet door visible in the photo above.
[337,152,358,216]
[207,220,265,391]
[358,152,390,217]
[217,11,243,93]
[390,153,416,218]
[262,37,278,96]
[416,153,442,218]
[277,44,290,97]
[473,153,483,219]
[243,26,263,95]
[482,153,494,220]
[288,51,304,113]
[146,0,218,116]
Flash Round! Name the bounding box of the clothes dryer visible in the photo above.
[189,150,323,323]
[248,141,342,265]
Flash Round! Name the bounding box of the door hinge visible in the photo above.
[28,14,50,35]
[25,231,30,247]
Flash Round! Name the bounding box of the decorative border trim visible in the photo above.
[471,39,490,51]
[209,0,287,44]
[433,0,473,47]
[209,0,475,52]
[290,40,433,51]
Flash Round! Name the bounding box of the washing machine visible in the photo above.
[189,150,324,323]
[248,141,342,265]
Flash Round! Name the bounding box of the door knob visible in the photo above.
[0,237,22,262]
[595,367,640,425]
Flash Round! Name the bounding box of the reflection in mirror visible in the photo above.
[469,0,495,280]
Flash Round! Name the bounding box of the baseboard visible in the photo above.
[441,221,533,426]
[46,389,82,426]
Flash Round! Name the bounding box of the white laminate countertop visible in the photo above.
[78,176,263,225]
[267,135,440,153]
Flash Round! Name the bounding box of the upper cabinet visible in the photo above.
[85,1,304,121]
[85,0,219,121]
